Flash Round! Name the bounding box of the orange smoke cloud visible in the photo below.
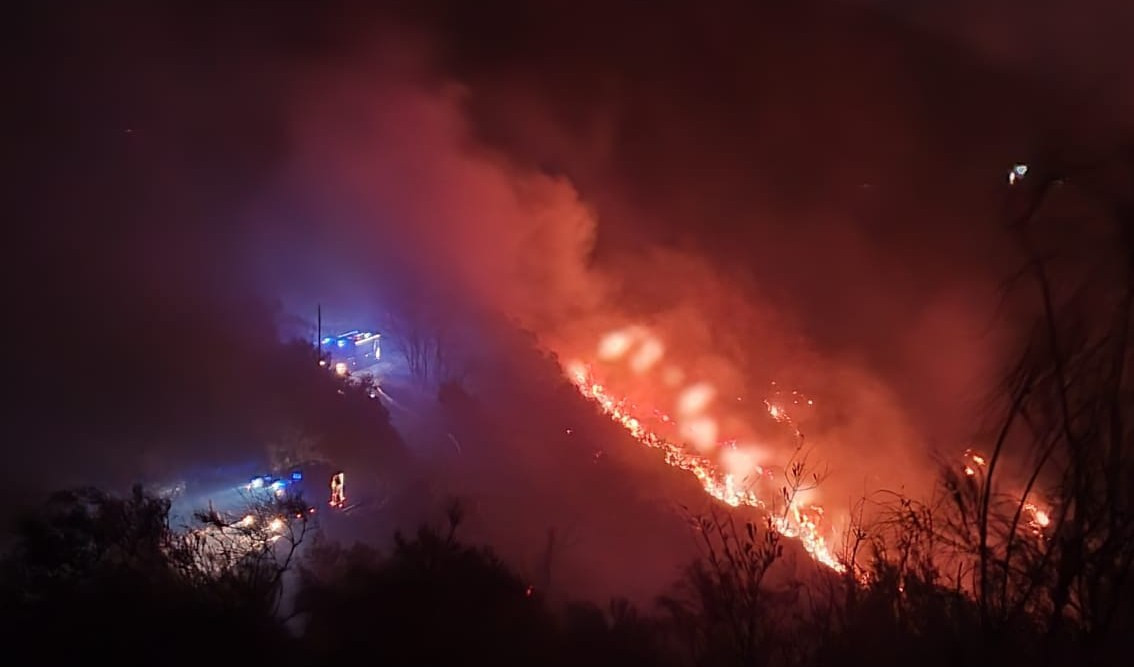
[280,36,942,571]
[286,42,605,333]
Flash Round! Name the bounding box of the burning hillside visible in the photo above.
[560,327,1057,580]
[562,325,846,573]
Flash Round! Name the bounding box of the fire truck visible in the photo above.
[247,466,348,510]
[320,330,381,374]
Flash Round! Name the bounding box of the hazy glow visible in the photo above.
[720,445,767,478]
[680,415,719,451]
[598,330,634,360]
[677,382,715,416]
[629,337,665,373]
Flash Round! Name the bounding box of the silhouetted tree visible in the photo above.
[296,504,556,665]
[0,486,299,666]
[659,511,785,667]
[972,151,1134,662]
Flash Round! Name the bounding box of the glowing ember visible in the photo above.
[565,361,846,573]
[962,449,987,477]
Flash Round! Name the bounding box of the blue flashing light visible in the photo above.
[271,480,287,491]
[291,471,303,481]
[321,337,333,345]
[337,339,346,348]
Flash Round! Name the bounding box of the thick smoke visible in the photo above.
[264,0,1131,564]
[268,41,603,334]
[266,27,997,559]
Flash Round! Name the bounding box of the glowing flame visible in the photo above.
[1023,501,1052,536]
[565,361,846,573]
[960,450,1053,537]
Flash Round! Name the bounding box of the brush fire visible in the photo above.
[563,325,848,573]
[562,326,1055,576]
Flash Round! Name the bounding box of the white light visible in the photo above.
[354,333,380,346]
[269,517,285,532]
[334,362,347,376]
[1009,163,1028,185]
